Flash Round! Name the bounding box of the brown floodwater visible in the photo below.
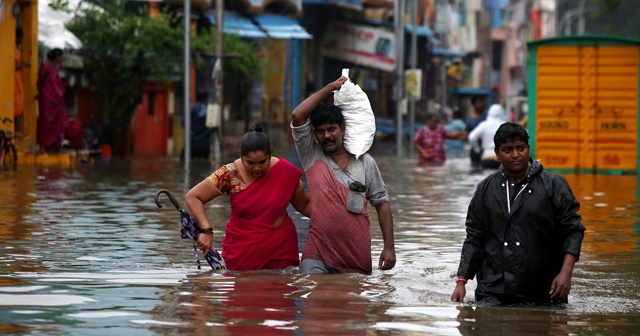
[0,144,638,335]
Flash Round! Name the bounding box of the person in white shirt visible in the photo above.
[468,104,509,170]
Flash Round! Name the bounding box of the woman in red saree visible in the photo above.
[37,48,68,152]
[186,124,310,271]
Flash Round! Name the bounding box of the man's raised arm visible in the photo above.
[292,76,348,127]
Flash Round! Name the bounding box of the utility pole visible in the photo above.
[183,0,191,170]
[211,0,224,165]
[408,0,418,154]
[394,0,405,158]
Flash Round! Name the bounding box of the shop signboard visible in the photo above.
[322,21,396,72]
[405,69,422,100]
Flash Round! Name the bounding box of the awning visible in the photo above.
[404,24,441,46]
[432,48,466,58]
[453,87,494,96]
[254,14,313,39]
[303,0,362,9]
[404,24,434,37]
[205,10,267,39]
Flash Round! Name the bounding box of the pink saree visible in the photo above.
[222,159,303,271]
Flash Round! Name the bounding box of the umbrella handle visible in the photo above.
[155,189,182,212]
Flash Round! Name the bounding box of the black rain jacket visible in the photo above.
[457,159,585,302]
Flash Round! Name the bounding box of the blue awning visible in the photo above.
[254,14,312,39]
[432,48,466,58]
[404,24,434,37]
[303,0,362,9]
[453,87,494,96]
[205,10,267,39]
[404,24,441,46]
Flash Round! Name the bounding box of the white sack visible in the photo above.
[333,81,376,159]
[333,80,376,160]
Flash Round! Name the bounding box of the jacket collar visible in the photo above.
[498,158,541,183]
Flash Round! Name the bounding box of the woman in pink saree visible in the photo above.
[186,124,310,271]
[37,48,68,152]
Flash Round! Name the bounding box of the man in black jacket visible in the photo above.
[451,122,585,305]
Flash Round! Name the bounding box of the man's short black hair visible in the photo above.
[310,103,344,128]
[494,122,529,149]
[470,95,486,104]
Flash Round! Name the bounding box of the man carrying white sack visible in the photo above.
[291,76,396,274]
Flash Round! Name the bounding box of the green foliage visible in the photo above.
[584,0,640,38]
[66,5,262,147]
[192,29,263,81]
[225,36,263,81]
[49,0,72,13]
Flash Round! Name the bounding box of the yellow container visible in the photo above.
[527,36,640,174]
[17,151,78,166]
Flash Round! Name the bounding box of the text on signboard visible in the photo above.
[600,122,626,130]
[545,156,570,165]
[603,154,621,165]
[539,121,570,129]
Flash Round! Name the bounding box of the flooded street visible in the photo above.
[0,144,639,335]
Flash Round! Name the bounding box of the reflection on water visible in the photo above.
[0,151,639,335]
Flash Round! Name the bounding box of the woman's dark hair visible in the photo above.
[494,122,529,149]
[425,112,439,123]
[47,48,64,61]
[240,123,272,156]
[310,103,344,128]
[451,107,461,119]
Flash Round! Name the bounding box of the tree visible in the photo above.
[67,4,262,149]
[558,0,640,38]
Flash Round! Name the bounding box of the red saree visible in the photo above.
[222,159,303,271]
[37,62,67,151]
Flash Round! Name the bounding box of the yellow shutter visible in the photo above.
[535,45,638,172]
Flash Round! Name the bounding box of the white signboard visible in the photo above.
[322,21,396,72]
[405,69,422,100]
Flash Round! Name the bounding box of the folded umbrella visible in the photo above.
[154,189,227,270]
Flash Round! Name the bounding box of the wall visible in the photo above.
[0,0,18,126]
[1,0,39,149]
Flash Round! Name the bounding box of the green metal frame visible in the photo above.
[526,35,640,175]
[528,35,640,47]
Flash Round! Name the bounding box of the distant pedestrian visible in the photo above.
[468,104,509,170]
[37,48,68,153]
[444,107,466,157]
[414,113,466,166]
[182,91,211,160]
[451,122,585,306]
[466,95,486,170]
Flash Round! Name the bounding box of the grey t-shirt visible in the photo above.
[291,120,389,206]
